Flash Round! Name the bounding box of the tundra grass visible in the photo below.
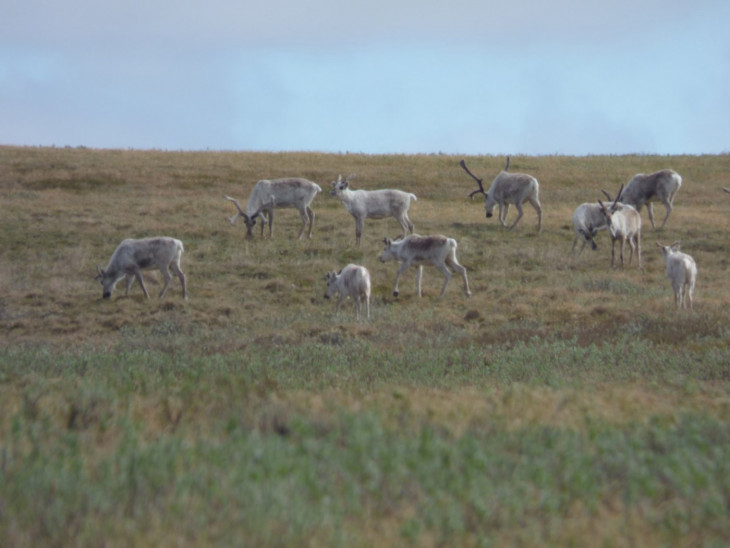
[1,146,730,545]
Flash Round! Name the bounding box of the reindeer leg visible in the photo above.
[267,209,274,238]
[660,199,672,228]
[435,262,452,297]
[355,217,364,246]
[499,204,511,228]
[530,198,542,233]
[134,269,150,299]
[610,239,617,268]
[508,204,524,230]
[124,274,135,295]
[646,203,656,230]
[170,262,187,299]
[397,214,409,239]
[354,295,361,320]
[296,207,308,239]
[619,239,626,268]
[447,256,472,297]
[306,206,315,239]
[158,265,173,298]
[393,262,409,297]
[415,265,423,297]
[404,213,414,234]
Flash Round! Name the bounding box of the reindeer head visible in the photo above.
[330,174,355,197]
[96,265,118,299]
[241,212,262,238]
[379,237,397,263]
[323,270,339,299]
[656,240,681,259]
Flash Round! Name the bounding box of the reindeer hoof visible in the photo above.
[393,291,399,297]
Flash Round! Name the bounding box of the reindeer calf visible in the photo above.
[323,264,371,320]
[379,234,471,297]
[657,242,697,310]
[96,237,187,300]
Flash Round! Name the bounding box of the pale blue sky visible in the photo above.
[2,0,728,154]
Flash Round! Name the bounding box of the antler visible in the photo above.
[224,195,245,224]
[460,160,486,199]
[611,183,624,210]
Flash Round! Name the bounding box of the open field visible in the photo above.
[1,146,730,545]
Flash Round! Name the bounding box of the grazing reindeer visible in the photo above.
[225,177,322,239]
[656,241,697,310]
[461,157,542,232]
[619,169,682,229]
[571,202,609,254]
[598,191,642,268]
[323,264,371,320]
[330,174,417,246]
[379,234,471,297]
[96,237,187,300]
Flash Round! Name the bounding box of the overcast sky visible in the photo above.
[2,0,728,155]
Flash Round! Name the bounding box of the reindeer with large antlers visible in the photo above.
[460,157,542,232]
[224,177,322,239]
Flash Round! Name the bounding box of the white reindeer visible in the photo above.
[330,174,417,246]
[656,241,697,310]
[572,203,609,254]
[619,169,682,229]
[598,194,642,269]
[323,264,371,320]
[224,177,322,239]
[379,234,472,298]
[461,157,542,232]
[96,237,187,300]
[571,189,625,254]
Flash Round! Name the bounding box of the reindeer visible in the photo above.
[379,234,471,297]
[96,237,187,300]
[619,169,682,229]
[656,241,697,310]
[571,189,624,254]
[572,203,609,254]
[598,189,642,268]
[460,157,542,232]
[330,174,417,246]
[224,177,322,239]
[323,264,371,320]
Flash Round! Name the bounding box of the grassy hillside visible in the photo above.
[1,146,729,545]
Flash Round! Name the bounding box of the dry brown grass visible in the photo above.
[2,146,729,351]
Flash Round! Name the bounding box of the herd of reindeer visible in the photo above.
[95,157,707,320]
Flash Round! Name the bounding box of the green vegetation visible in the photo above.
[1,146,729,545]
